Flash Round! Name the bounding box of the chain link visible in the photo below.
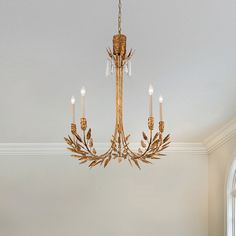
[118,0,122,34]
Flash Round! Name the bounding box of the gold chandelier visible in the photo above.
[64,0,170,169]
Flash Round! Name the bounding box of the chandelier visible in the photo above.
[64,0,170,169]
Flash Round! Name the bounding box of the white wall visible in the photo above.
[208,136,236,236]
[0,152,208,236]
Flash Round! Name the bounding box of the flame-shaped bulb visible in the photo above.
[159,96,163,103]
[148,85,154,95]
[81,87,86,96]
[71,96,75,104]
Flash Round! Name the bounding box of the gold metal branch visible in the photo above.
[65,117,170,169]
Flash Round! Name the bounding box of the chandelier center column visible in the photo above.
[113,34,126,133]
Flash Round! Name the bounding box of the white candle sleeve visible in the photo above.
[149,95,153,117]
[81,96,85,118]
[71,96,76,123]
[148,85,154,117]
[159,96,163,121]
[80,87,86,118]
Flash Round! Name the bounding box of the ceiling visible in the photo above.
[0,0,236,143]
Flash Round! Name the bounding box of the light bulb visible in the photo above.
[81,87,86,96]
[148,84,154,95]
[159,96,163,103]
[71,96,75,104]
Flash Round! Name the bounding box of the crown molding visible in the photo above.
[2,116,236,157]
[0,142,207,156]
[204,116,236,153]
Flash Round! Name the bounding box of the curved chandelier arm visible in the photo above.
[81,130,112,158]
[65,119,170,169]
[121,129,153,160]
[64,122,115,167]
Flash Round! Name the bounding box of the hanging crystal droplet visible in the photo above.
[105,60,111,77]
[111,62,115,74]
[128,60,132,77]
[124,63,128,74]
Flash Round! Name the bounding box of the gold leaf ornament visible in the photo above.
[141,140,146,148]
[87,129,91,140]
[142,132,148,140]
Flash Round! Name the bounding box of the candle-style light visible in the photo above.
[71,96,76,123]
[159,96,163,121]
[80,87,86,118]
[148,84,154,117]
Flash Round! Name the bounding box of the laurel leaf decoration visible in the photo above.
[65,120,170,169]
[151,155,161,159]
[67,147,75,152]
[86,128,91,140]
[67,147,87,155]
[104,154,112,168]
[92,148,97,155]
[138,148,143,154]
[140,158,152,164]
[75,133,83,142]
[132,159,141,170]
[125,134,130,142]
[78,156,87,161]
[142,132,148,141]
[153,132,159,141]
[163,134,170,143]
[127,49,132,58]
[89,161,97,168]
[80,160,88,164]
[64,137,72,146]
[141,140,146,148]
[158,153,166,156]
[68,135,74,143]
[72,149,88,155]
[71,154,81,159]
[88,138,93,148]
[128,159,133,167]
[150,140,158,149]
[118,156,123,163]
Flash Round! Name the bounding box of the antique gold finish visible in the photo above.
[159,121,164,133]
[113,34,126,58]
[64,0,170,169]
[71,123,77,134]
[80,118,87,131]
[148,117,154,130]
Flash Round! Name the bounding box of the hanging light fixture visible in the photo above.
[64,0,170,169]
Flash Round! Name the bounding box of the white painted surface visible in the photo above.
[0,142,207,156]
[204,117,236,153]
[208,136,236,236]
[0,152,208,236]
[226,156,236,236]
[0,0,236,143]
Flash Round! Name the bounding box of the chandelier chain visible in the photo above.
[118,0,122,34]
